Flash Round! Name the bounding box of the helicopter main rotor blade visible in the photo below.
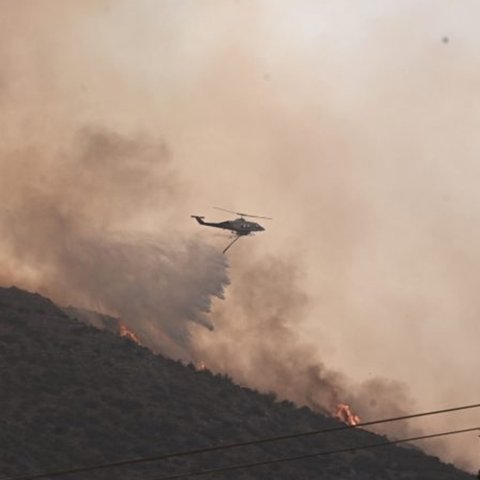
[241,213,273,220]
[213,206,239,215]
[213,206,272,220]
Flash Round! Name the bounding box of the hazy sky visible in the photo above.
[1,0,480,470]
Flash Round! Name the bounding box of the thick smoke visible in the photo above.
[192,254,418,439]
[0,129,229,357]
[1,0,479,471]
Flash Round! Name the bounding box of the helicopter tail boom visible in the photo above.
[191,215,206,225]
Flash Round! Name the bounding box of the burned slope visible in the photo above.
[0,286,474,480]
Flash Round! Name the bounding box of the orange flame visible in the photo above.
[119,323,142,345]
[196,361,208,371]
[335,403,361,426]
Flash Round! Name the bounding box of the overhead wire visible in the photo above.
[5,402,480,480]
[156,426,480,480]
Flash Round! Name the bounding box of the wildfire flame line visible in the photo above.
[196,361,208,371]
[335,403,361,426]
[119,323,142,345]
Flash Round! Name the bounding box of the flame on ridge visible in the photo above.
[196,360,208,371]
[335,403,361,426]
[119,323,142,345]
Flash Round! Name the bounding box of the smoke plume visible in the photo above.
[192,254,418,439]
[0,128,229,357]
[1,0,479,470]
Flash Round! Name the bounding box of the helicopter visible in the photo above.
[191,207,272,253]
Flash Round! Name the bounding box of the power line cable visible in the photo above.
[6,402,480,480]
[157,426,480,480]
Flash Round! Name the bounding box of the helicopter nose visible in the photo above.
[258,225,265,231]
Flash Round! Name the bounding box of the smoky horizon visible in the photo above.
[0,0,479,471]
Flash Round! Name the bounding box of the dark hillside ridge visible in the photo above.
[63,305,122,334]
[0,286,474,479]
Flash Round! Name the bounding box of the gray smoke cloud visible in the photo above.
[0,128,229,357]
[1,0,479,471]
[191,254,418,439]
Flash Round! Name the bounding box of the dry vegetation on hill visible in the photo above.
[0,286,474,479]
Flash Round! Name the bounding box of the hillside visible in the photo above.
[0,286,474,480]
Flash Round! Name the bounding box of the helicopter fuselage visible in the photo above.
[191,216,265,236]
[192,208,271,253]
